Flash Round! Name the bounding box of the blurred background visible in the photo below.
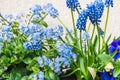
[0,0,120,38]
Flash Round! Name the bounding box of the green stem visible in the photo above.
[41,13,48,21]
[90,25,96,43]
[80,31,83,54]
[103,7,110,43]
[97,25,100,54]
[87,22,91,32]
[71,8,77,38]
[57,17,74,41]
[57,17,67,28]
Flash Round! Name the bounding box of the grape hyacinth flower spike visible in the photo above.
[87,0,104,24]
[76,10,88,31]
[66,0,81,11]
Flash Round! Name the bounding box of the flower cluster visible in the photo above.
[20,24,63,50]
[36,42,76,79]
[30,4,42,15]
[45,25,63,40]
[56,42,76,62]
[76,10,88,31]
[87,0,104,24]
[24,41,42,50]
[43,3,59,18]
[34,71,44,80]
[97,69,116,80]
[109,39,120,60]
[76,0,104,31]
[66,0,81,11]
[105,0,113,7]
[0,25,14,43]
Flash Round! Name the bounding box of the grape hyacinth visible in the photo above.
[76,10,88,31]
[87,0,104,24]
[66,0,81,11]
[97,69,116,80]
[109,40,120,60]
[23,41,42,50]
[105,0,113,7]
[43,3,58,18]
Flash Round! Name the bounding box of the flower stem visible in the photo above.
[103,7,110,43]
[71,8,77,38]
[97,25,100,54]
[57,17,74,42]
[80,31,83,54]
[87,22,91,32]
[90,24,96,42]
[57,17,67,28]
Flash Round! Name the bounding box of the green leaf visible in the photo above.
[98,54,112,63]
[93,35,98,48]
[32,67,40,73]
[114,61,120,77]
[1,56,10,64]
[10,55,18,63]
[114,68,120,77]
[106,34,111,44]
[23,58,32,64]
[39,20,48,27]
[79,57,86,77]
[21,76,28,80]
[49,71,59,80]
[62,68,80,77]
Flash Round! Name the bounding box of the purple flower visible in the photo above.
[109,40,120,60]
[97,69,116,80]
